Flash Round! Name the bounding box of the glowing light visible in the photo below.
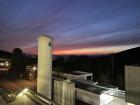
[0,63,4,66]
[29,73,32,77]
[6,63,9,66]
[17,88,29,97]
[32,66,37,71]
[5,62,9,66]
[23,88,28,93]
[17,92,23,97]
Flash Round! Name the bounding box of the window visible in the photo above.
[87,76,92,80]
[48,42,52,47]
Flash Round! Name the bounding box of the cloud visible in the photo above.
[0,0,140,54]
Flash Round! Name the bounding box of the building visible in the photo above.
[37,35,53,99]
[53,70,93,81]
[1,35,139,105]
[0,58,10,71]
[75,80,116,105]
[125,65,140,105]
[53,71,119,105]
[25,65,37,80]
[53,79,75,105]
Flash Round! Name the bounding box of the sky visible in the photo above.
[0,0,140,55]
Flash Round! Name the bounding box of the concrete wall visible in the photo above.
[125,66,140,105]
[62,80,75,105]
[76,88,100,105]
[53,71,93,81]
[76,88,114,105]
[54,80,63,104]
[37,35,53,99]
[100,93,113,105]
[53,80,75,105]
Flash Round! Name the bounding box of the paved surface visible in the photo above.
[0,78,39,105]
[0,78,127,105]
[10,95,38,105]
[0,78,36,92]
[0,95,8,105]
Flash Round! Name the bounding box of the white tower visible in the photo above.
[37,35,53,99]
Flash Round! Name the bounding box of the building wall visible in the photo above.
[62,80,75,105]
[53,79,75,105]
[125,66,140,105]
[53,71,93,81]
[54,80,63,104]
[37,35,53,99]
[76,88,100,105]
[76,88,114,105]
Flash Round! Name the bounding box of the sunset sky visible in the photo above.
[0,0,140,55]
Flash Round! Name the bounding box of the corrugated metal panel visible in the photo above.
[125,66,140,105]
[54,80,75,105]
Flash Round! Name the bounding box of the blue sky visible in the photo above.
[0,0,140,55]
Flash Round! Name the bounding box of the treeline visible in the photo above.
[53,55,113,86]
[1,47,140,89]
[0,48,37,79]
[53,47,140,90]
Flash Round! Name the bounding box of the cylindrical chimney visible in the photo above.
[37,35,53,99]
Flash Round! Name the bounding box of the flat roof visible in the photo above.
[53,70,92,75]
[75,81,105,95]
[74,80,117,95]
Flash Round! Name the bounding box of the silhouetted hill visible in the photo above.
[112,46,140,89]
[53,47,140,90]
[115,46,140,65]
[0,50,12,59]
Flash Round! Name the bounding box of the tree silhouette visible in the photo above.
[11,48,26,78]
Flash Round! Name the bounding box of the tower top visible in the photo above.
[38,35,53,41]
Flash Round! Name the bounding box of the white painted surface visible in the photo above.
[107,97,127,105]
[76,88,115,105]
[100,93,113,105]
[54,80,75,105]
[53,71,93,81]
[37,35,53,99]
[76,88,100,105]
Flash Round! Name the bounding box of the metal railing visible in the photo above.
[21,89,60,105]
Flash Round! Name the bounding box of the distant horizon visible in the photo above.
[0,46,139,56]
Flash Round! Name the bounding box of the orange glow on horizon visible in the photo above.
[53,49,112,55]
[53,45,140,55]
[23,44,140,55]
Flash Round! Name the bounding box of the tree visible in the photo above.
[10,48,26,78]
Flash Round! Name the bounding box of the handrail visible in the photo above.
[25,89,60,105]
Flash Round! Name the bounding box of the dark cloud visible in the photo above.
[0,0,140,54]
